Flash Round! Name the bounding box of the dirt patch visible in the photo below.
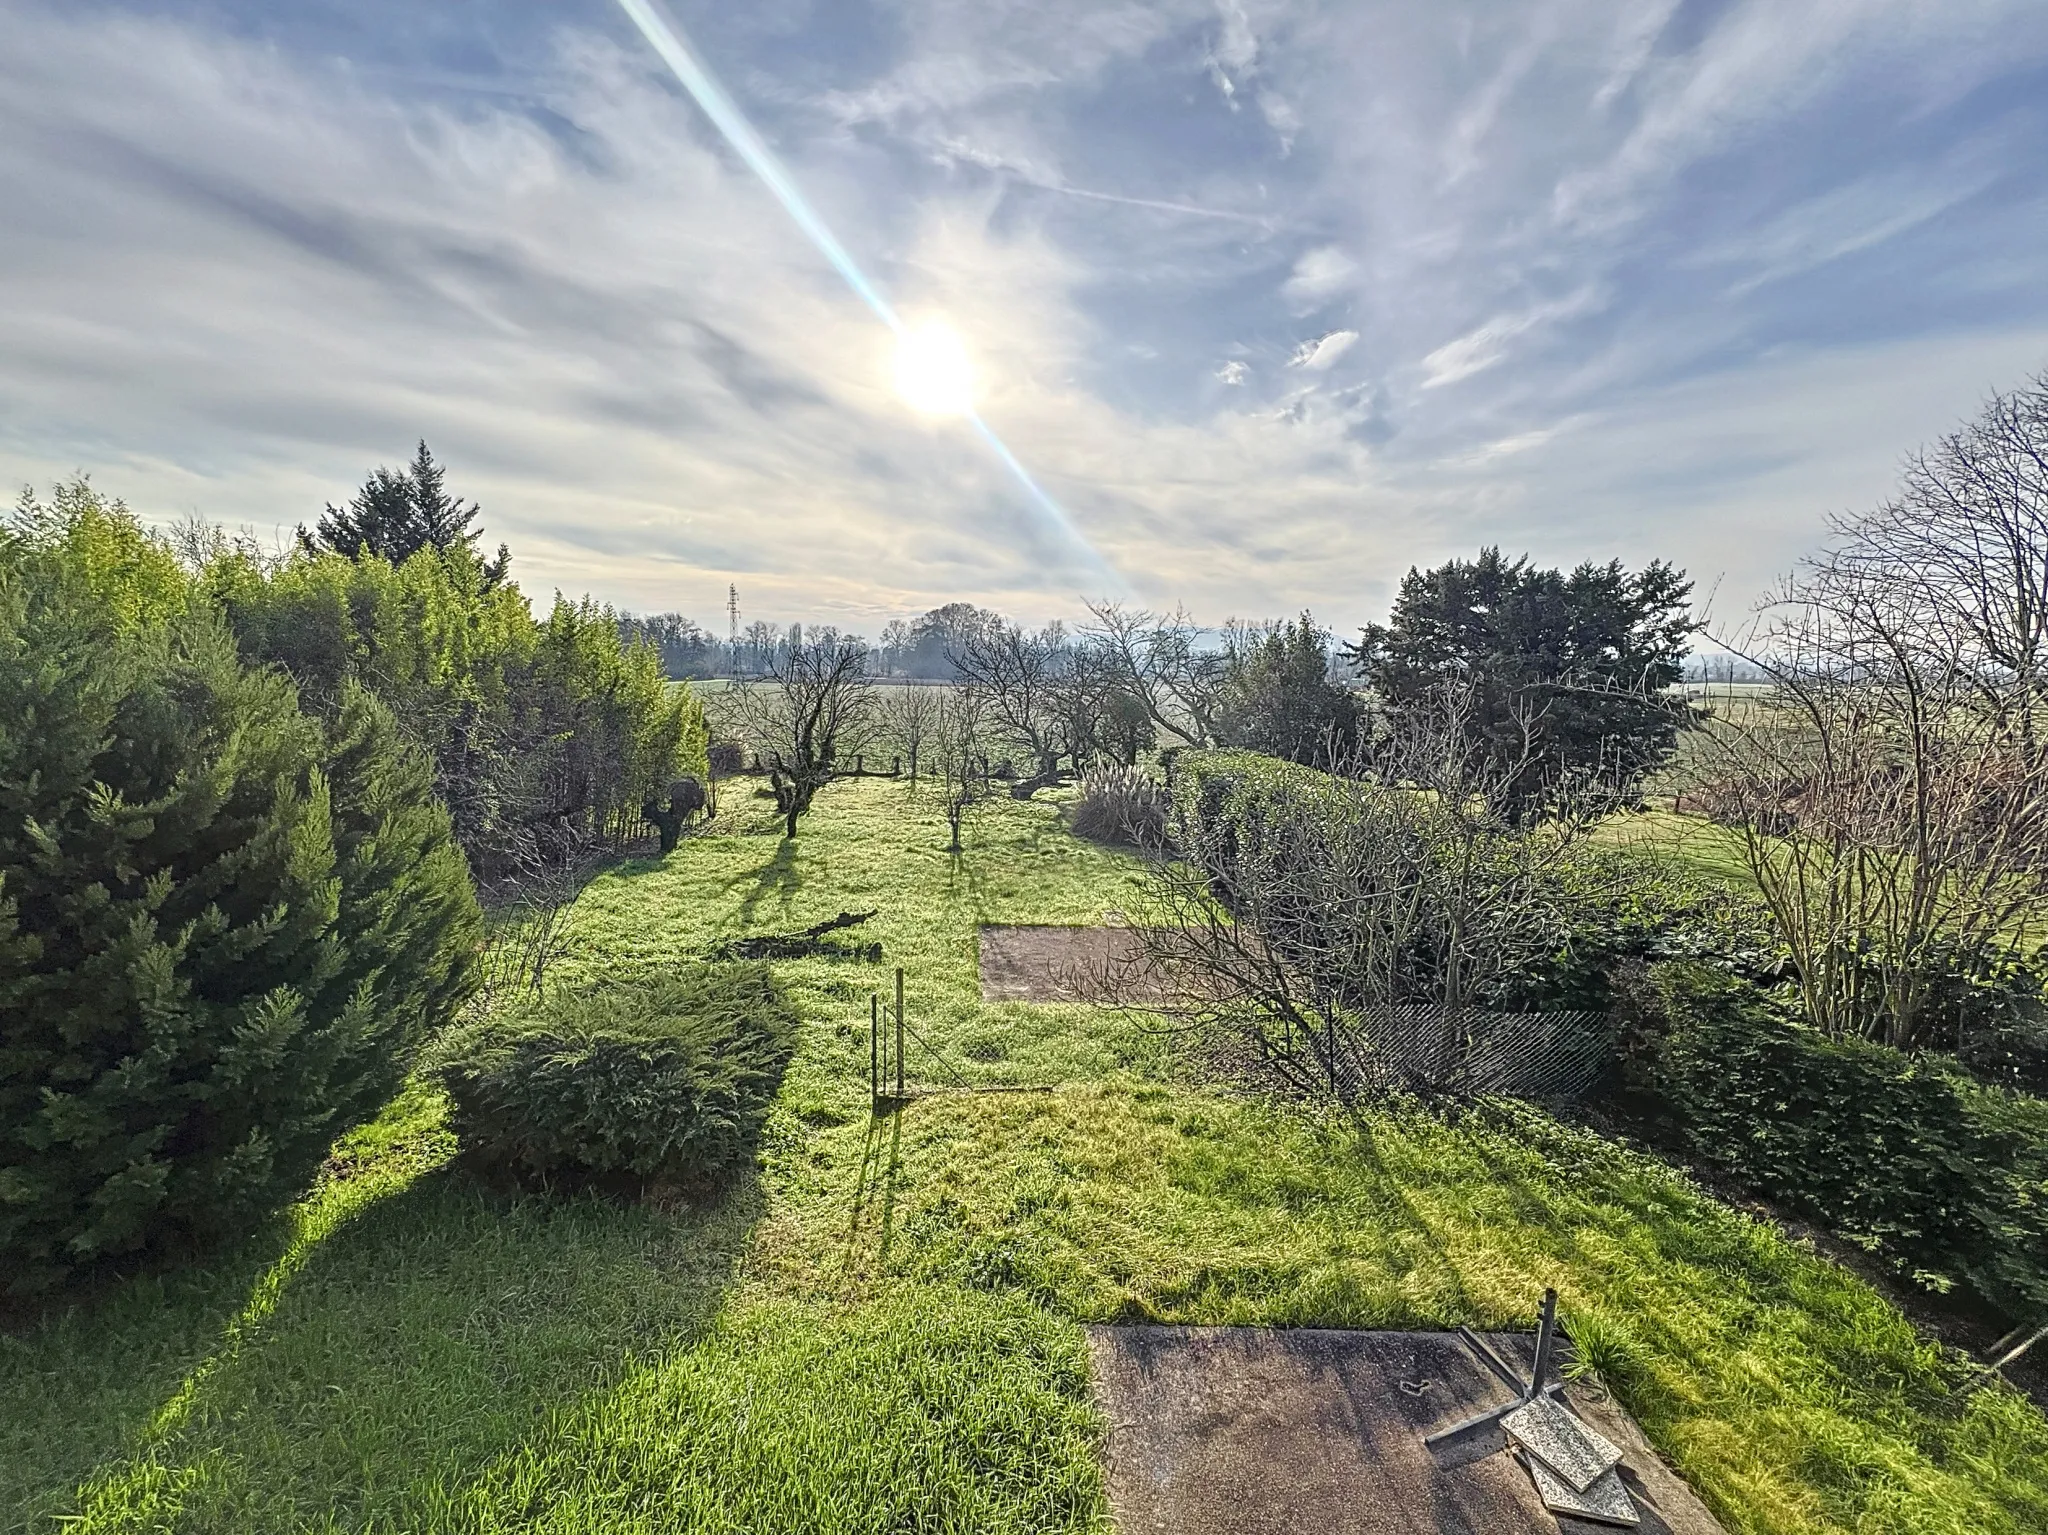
[1085,1325,1725,1535]
[978,924,1174,1003]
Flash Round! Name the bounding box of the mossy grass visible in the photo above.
[4,779,2043,1533]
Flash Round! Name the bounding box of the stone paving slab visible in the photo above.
[978,924,1159,1003]
[1084,1325,1726,1535]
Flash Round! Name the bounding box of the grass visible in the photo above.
[1592,806,1764,888]
[4,779,2046,1533]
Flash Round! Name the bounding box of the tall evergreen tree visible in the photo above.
[303,441,509,586]
[1349,549,1694,814]
[0,517,480,1295]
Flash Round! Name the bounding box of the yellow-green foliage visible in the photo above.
[205,542,706,858]
[0,514,480,1298]
[6,479,189,634]
[5,781,2044,1534]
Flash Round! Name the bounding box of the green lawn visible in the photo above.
[4,779,2044,1534]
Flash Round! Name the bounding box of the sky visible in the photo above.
[3,0,2047,638]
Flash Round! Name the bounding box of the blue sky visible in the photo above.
[3,0,2046,634]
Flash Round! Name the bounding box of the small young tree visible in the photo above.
[728,637,875,838]
[932,684,989,853]
[877,684,941,783]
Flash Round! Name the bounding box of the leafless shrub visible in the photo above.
[474,822,611,1003]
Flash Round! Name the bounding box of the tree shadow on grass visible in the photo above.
[23,1168,764,1533]
[730,837,802,930]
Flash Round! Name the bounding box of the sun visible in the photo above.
[893,318,976,416]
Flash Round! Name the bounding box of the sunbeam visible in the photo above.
[612,0,1119,588]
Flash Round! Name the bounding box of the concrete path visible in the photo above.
[1085,1325,1726,1535]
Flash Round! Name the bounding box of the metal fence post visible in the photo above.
[894,966,906,1101]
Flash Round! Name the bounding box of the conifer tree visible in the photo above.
[302,441,510,587]
[0,533,480,1294]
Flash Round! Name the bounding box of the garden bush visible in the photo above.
[1624,960,2048,1321]
[429,964,799,1189]
[204,538,707,877]
[0,507,480,1295]
[1068,762,1168,850]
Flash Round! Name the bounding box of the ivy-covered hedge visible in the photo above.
[429,965,799,1190]
[1625,961,2048,1320]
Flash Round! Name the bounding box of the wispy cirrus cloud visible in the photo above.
[0,0,2045,639]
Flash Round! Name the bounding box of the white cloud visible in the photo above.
[1281,245,1356,309]
[2,0,2046,639]
[1288,329,1359,370]
[1419,289,1601,390]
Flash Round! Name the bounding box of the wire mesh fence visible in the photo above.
[1265,1005,1615,1106]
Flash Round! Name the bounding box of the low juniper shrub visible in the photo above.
[429,964,799,1192]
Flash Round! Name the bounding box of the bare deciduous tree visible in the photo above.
[1085,601,1228,748]
[931,684,990,853]
[1697,448,2048,1048]
[876,683,941,783]
[948,620,1072,784]
[727,637,875,838]
[1828,371,2048,760]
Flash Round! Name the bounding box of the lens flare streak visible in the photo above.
[612,0,1115,583]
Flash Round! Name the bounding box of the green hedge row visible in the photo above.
[1,497,480,1296]
[1625,961,2048,1320]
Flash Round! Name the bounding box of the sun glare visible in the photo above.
[894,319,975,417]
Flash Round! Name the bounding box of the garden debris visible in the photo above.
[1521,1451,1641,1528]
[715,909,882,961]
[1425,1290,1648,1530]
[1501,1397,1624,1492]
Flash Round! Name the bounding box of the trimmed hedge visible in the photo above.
[1627,961,2048,1320]
[430,964,799,1188]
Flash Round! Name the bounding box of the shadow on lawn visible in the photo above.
[731,837,802,929]
[12,1166,764,1533]
[843,1109,909,1266]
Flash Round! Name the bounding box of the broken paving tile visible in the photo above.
[1502,1394,1624,1492]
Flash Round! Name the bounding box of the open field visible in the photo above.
[4,780,2044,1534]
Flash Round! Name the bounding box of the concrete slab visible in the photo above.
[978,925,1160,1003]
[1084,1326,1725,1535]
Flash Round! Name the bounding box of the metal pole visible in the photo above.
[894,967,906,1101]
[870,994,879,1108]
[1528,1288,1558,1400]
[1962,1318,2048,1395]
